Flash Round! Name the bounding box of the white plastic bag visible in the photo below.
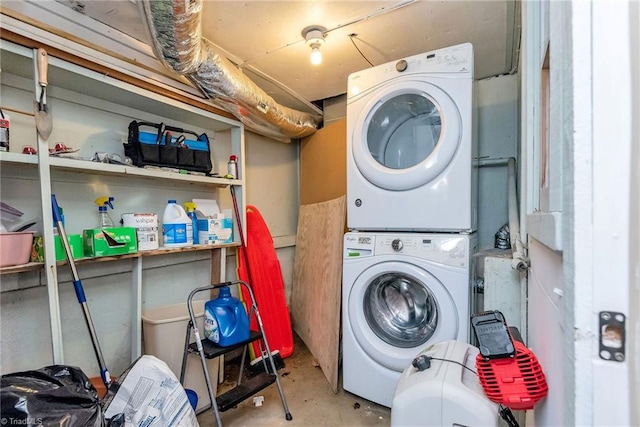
[103,355,199,426]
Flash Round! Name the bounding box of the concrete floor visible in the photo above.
[196,333,391,426]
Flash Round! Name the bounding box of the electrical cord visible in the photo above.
[427,356,477,375]
[419,355,520,427]
[348,34,374,67]
[499,404,520,427]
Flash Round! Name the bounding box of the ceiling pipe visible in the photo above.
[139,0,321,142]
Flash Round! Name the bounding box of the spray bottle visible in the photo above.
[227,155,238,178]
[95,196,115,228]
[183,202,199,245]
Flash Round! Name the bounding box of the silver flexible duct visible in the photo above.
[140,0,321,142]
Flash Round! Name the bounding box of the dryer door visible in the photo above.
[348,260,459,372]
[352,80,461,191]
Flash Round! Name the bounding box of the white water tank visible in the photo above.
[391,340,498,427]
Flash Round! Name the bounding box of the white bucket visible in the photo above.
[121,213,159,251]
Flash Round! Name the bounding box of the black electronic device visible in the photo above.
[470,310,516,359]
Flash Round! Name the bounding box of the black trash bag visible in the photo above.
[1,365,105,426]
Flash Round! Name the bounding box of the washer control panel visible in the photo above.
[344,232,474,268]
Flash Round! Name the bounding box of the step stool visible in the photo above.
[180,281,293,426]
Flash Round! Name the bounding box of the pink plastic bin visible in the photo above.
[0,232,34,267]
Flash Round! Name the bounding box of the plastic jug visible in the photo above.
[203,286,250,347]
[162,200,192,247]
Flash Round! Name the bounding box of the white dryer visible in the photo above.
[342,232,477,408]
[346,43,477,232]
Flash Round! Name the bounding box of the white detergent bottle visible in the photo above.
[162,200,192,247]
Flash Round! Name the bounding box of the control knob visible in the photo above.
[391,239,403,251]
[396,59,408,72]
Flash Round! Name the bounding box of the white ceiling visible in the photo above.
[56,0,520,115]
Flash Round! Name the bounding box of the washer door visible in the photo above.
[352,80,461,191]
[348,260,459,372]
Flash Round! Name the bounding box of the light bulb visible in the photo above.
[310,47,322,65]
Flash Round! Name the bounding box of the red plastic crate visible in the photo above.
[476,340,548,410]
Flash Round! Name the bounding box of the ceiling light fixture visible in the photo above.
[302,25,327,65]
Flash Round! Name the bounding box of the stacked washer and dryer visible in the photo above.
[342,43,478,408]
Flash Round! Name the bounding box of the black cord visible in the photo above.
[499,404,520,427]
[348,34,374,67]
[427,356,477,375]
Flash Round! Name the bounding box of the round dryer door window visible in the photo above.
[348,260,459,372]
[352,81,461,191]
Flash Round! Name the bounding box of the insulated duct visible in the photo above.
[140,0,321,142]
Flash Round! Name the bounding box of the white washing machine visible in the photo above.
[342,232,477,408]
[346,43,477,232]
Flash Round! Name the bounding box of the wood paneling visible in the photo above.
[291,196,346,393]
[300,119,346,206]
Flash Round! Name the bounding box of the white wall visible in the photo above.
[526,238,564,425]
[224,130,299,303]
[630,4,640,424]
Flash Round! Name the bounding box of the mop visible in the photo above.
[51,194,111,390]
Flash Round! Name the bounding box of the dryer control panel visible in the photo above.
[347,43,473,100]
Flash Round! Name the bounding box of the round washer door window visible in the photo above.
[352,81,461,191]
[364,272,438,348]
[348,260,459,372]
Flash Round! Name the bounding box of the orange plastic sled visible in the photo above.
[237,205,294,359]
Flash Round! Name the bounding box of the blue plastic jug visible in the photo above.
[203,286,250,347]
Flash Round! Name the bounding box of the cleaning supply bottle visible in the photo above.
[95,196,115,228]
[227,155,238,178]
[0,109,10,152]
[183,202,199,245]
[203,286,250,347]
[162,200,192,247]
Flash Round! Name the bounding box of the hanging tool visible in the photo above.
[231,185,252,298]
[52,194,112,390]
[231,185,262,360]
[34,48,53,140]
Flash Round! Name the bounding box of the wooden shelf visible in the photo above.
[0,152,243,187]
[48,156,242,187]
[0,261,44,274]
[0,242,240,275]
